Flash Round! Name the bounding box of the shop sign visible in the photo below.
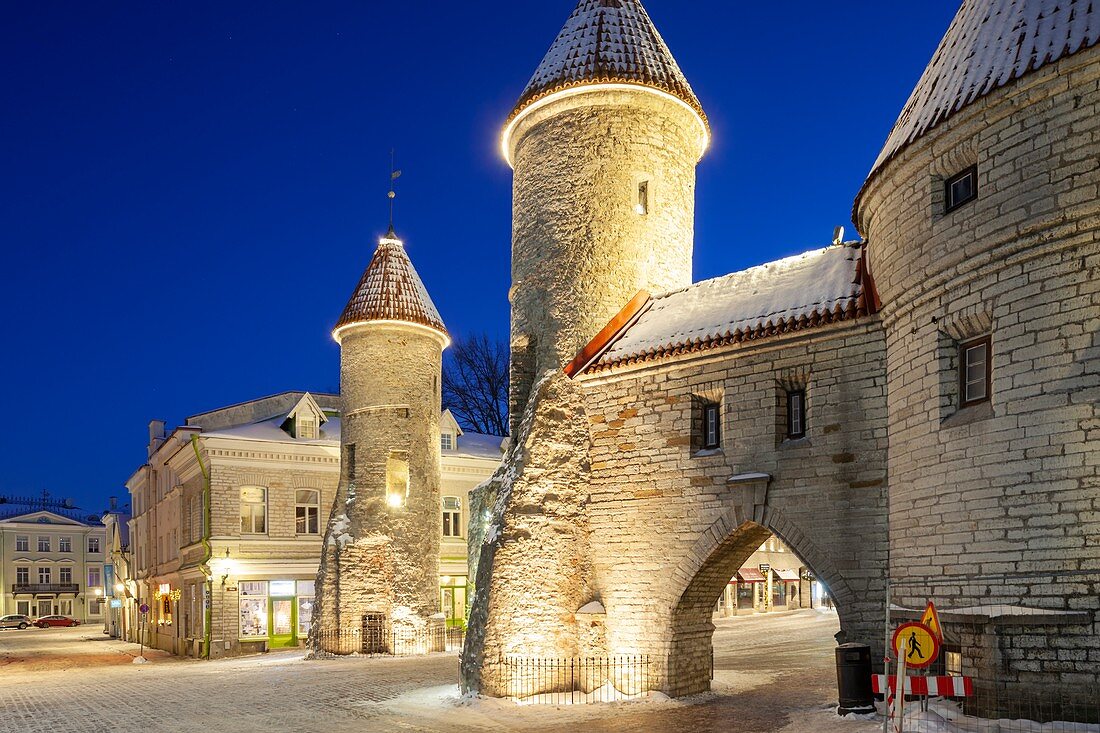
[270,580,296,596]
[759,564,770,573]
[110,599,122,609]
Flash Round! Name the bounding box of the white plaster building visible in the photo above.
[126,391,502,658]
[0,508,108,623]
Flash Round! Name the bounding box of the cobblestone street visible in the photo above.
[0,610,877,733]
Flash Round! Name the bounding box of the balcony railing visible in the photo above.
[11,583,79,594]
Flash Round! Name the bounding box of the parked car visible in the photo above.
[35,615,80,628]
[0,614,33,630]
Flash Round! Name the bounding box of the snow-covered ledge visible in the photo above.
[890,603,1091,626]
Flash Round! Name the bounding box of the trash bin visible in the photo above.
[836,643,875,715]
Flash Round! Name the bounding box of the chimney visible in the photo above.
[148,419,166,457]
[109,496,118,511]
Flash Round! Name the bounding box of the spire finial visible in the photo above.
[388,149,402,234]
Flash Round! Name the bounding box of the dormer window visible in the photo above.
[297,418,316,440]
[441,432,454,451]
[945,166,977,212]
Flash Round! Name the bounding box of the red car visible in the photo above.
[35,615,80,628]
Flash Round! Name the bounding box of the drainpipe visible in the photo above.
[191,434,213,659]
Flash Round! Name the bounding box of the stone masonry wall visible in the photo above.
[506,89,705,426]
[578,319,889,696]
[314,324,444,651]
[859,45,1100,696]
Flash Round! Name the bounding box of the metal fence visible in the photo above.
[883,571,1100,731]
[313,625,464,656]
[486,655,664,704]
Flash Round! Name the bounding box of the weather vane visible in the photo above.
[388,149,402,232]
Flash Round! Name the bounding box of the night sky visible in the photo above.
[0,2,960,513]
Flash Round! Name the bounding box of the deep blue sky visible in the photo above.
[0,2,960,513]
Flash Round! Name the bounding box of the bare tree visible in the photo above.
[442,333,509,436]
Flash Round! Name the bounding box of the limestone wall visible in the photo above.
[859,45,1100,691]
[506,88,705,427]
[578,319,889,695]
[314,323,444,649]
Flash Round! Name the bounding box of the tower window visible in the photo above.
[386,451,410,509]
[959,336,992,407]
[786,390,806,440]
[635,180,649,215]
[945,166,977,212]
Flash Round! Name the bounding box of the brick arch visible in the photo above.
[666,501,856,697]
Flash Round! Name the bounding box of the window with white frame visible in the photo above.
[239,486,267,534]
[297,418,316,440]
[959,336,992,407]
[703,402,721,449]
[442,496,462,537]
[38,567,51,584]
[59,536,72,553]
[88,566,101,589]
[38,536,50,552]
[786,390,806,440]
[59,567,72,584]
[440,432,454,451]
[295,490,320,535]
[15,535,28,552]
[87,536,101,553]
[16,566,29,585]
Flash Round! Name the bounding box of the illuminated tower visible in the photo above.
[313,226,449,651]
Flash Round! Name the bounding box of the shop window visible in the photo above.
[59,536,72,553]
[239,581,268,638]
[59,567,72,584]
[87,536,100,553]
[59,599,73,615]
[15,535,28,552]
[38,567,51,584]
[160,594,172,625]
[442,496,462,537]
[239,486,267,534]
[959,336,991,407]
[297,596,314,636]
[16,601,30,616]
[295,490,320,535]
[38,536,50,552]
[945,165,977,213]
[16,566,29,585]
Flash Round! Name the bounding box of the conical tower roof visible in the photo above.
[508,0,706,126]
[868,0,1097,179]
[333,228,448,342]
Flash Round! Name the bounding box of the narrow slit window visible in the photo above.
[703,402,721,450]
[636,181,649,215]
[959,336,992,407]
[945,166,977,212]
[787,390,806,439]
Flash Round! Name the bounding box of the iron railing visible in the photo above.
[11,583,80,594]
[313,626,464,656]
[487,655,663,704]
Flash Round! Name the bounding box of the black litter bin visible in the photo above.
[836,643,875,715]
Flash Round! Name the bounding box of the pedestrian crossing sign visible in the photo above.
[921,601,943,641]
[892,621,940,669]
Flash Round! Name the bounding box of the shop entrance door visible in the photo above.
[37,599,53,617]
[268,597,296,649]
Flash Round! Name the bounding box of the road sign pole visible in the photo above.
[893,649,907,733]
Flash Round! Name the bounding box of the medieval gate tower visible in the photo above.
[312,227,449,652]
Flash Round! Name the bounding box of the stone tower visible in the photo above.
[504,0,709,428]
[855,0,1099,707]
[464,0,707,695]
[312,227,449,653]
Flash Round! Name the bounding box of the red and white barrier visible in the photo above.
[873,674,974,697]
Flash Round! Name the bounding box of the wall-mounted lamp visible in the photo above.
[220,548,231,587]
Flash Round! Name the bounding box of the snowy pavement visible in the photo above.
[0,609,898,733]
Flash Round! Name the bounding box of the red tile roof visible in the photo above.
[334,230,447,339]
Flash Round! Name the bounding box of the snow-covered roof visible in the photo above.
[510,0,706,126]
[580,244,876,374]
[866,0,1098,181]
[334,228,447,339]
[204,412,506,460]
